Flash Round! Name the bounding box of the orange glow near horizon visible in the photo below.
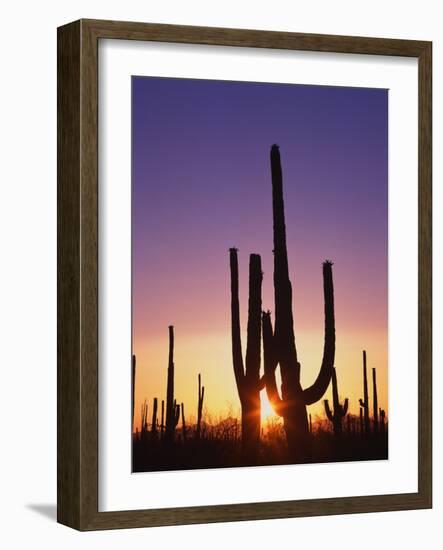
[133,323,388,433]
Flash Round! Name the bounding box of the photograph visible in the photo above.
[131,76,389,472]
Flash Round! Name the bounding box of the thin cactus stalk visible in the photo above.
[196,373,205,439]
[132,354,136,434]
[359,350,370,435]
[262,145,336,460]
[359,406,364,436]
[151,397,158,436]
[324,367,349,437]
[309,413,312,434]
[372,367,379,433]
[181,402,187,440]
[173,400,180,428]
[140,399,148,436]
[165,325,177,441]
[160,400,165,437]
[230,248,264,460]
[380,408,386,434]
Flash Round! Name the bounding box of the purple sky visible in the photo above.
[131,76,388,421]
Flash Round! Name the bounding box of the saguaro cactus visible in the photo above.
[140,400,148,436]
[196,373,205,439]
[229,248,264,459]
[132,355,136,433]
[359,350,370,435]
[262,145,336,459]
[181,403,187,440]
[324,367,349,436]
[160,400,165,437]
[379,408,386,434]
[372,367,379,433]
[165,326,180,441]
[151,397,158,436]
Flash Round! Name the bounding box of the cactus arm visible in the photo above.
[262,310,284,416]
[342,398,349,417]
[245,254,263,385]
[302,261,336,405]
[229,248,245,400]
[324,399,333,422]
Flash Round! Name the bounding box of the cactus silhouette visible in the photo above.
[324,367,349,436]
[165,326,180,441]
[379,408,386,434]
[141,399,148,436]
[196,373,205,439]
[309,413,312,434]
[132,354,136,433]
[160,399,165,438]
[151,397,158,436]
[262,145,336,459]
[359,350,370,435]
[181,402,187,440]
[229,248,264,459]
[372,368,379,433]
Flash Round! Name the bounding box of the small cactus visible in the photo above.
[181,402,187,440]
[324,367,348,436]
[196,373,205,439]
[165,326,180,441]
[160,400,165,437]
[151,397,158,436]
[359,350,370,435]
[380,408,386,433]
[372,368,379,433]
[140,399,148,436]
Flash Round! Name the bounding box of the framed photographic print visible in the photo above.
[57,19,432,530]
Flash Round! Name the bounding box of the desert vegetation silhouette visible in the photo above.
[132,145,388,472]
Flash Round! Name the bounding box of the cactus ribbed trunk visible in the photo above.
[132,354,136,434]
[181,403,187,440]
[196,373,205,439]
[160,400,165,437]
[230,248,263,461]
[165,326,176,441]
[324,367,348,437]
[372,368,379,433]
[151,397,158,436]
[360,350,370,435]
[263,145,335,460]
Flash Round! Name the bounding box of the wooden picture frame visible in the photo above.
[57,19,432,530]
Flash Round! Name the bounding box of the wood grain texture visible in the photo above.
[57,19,432,531]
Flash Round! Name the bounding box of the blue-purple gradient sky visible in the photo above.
[132,76,388,426]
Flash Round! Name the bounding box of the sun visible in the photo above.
[260,392,278,421]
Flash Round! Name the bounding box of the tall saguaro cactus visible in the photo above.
[165,325,179,441]
[262,145,336,459]
[372,367,379,433]
[151,397,158,436]
[324,367,349,436]
[132,355,136,434]
[196,373,205,439]
[359,350,370,435]
[229,248,264,459]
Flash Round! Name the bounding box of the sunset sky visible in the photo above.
[132,76,388,432]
